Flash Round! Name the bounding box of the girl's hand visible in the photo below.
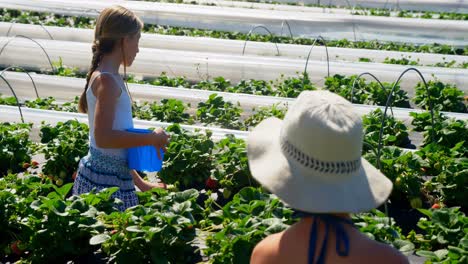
[131,170,167,191]
[151,127,170,159]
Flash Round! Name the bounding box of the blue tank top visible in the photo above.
[293,211,355,264]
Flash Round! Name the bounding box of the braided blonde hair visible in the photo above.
[79,5,143,113]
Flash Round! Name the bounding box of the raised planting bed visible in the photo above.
[1,1,467,46]
[1,8,467,56]
[1,22,467,68]
[0,37,466,92]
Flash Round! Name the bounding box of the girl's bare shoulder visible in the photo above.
[91,72,121,98]
[354,232,410,264]
[250,232,285,264]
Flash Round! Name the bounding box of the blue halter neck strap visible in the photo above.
[293,211,355,264]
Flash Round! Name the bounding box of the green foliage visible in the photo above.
[273,73,316,97]
[39,120,89,185]
[362,109,410,149]
[353,209,414,254]
[412,207,468,263]
[324,74,409,107]
[158,124,215,190]
[97,189,202,263]
[383,57,419,66]
[212,135,256,199]
[148,72,190,88]
[197,94,244,130]
[244,104,287,128]
[414,80,467,113]
[133,99,193,124]
[203,187,295,264]
[364,147,425,205]
[0,122,32,176]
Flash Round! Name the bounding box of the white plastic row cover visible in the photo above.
[139,0,468,16]
[0,105,249,140]
[0,37,466,93]
[1,22,466,66]
[210,0,468,13]
[0,0,466,46]
[1,71,467,122]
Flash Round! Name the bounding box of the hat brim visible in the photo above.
[247,117,393,214]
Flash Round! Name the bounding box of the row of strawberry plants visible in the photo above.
[357,56,468,69]
[1,173,466,263]
[4,61,467,113]
[139,0,468,20]
[0,93,284,130]
[1,8,467,56]
[0,175,203,263]
[2,104,465,209]
[2,92,465,152]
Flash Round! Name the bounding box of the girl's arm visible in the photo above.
[93,74,168,150]
[131,170,167,191]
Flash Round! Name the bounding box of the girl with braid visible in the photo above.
[73,6,169,211]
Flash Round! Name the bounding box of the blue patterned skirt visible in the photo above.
[73,147,138,211]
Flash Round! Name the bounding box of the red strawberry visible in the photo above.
[431,203,441,209]
[110,230,118,235]
[72,171,78,181]
[11,241,22,255]
[205,178,218,190]
[22,163,30,169]
[31,160,39,167]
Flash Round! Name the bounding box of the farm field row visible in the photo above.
[1,0,467,46]
[2,22,467,68]
[1,37,466,93]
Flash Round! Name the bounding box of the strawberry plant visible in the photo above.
[273,73,316,98]
[192,76,231,92]
[0,94,18,106]
[0,174,55,260]
[197,94,244,130]
[22,184,105,263]
[53,57,86,78]
[366,82,410,108]
[412,207,468,263]
[211,135,256,200]
[362,109,410,149]
[0,176,117,263]
[414,80,467,113]
[95,188,202,263]
[417,143,467,208]
[325,74,409,107]
[409,111,446,132]
[229,79,273,96]
[0,122,32,176]
[364,147,425,207]
[24,97,62,111]
[203,187,295,264]
[352,209,414,254]
[421,117,468,150]
[158,124,215,190]
[148,72,190,88]
[244,104,287,128]
[40,120,89,185]
[383,57,419,66]
[60,96,80,113]
[133,98,193,124]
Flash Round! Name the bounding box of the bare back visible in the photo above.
[251,217,409,264]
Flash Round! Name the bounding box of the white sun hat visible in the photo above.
[247,90,392,213]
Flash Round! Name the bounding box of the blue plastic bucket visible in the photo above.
[126,128,164,172]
